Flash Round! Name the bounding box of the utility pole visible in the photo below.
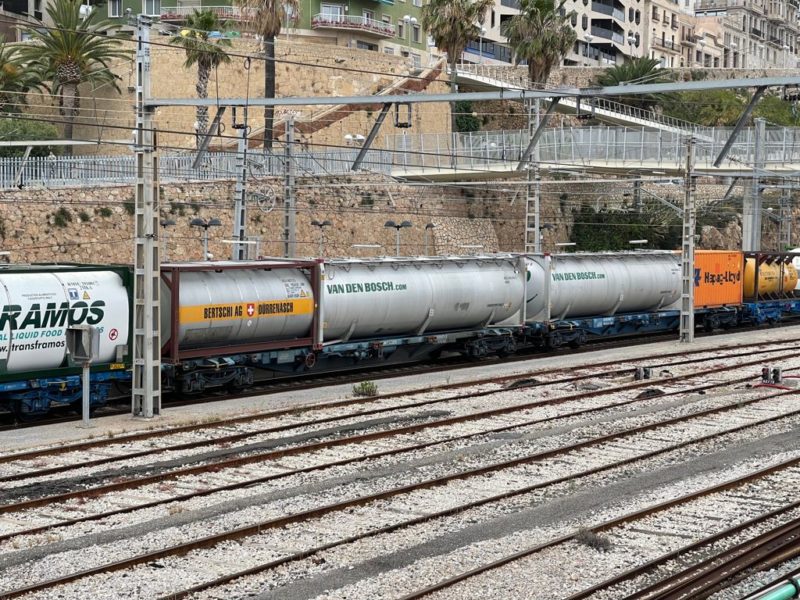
[743,117,766,251]
[524,98,542,253]
[283,114,296,257]
[780,184,793,250]
[132,14,161,417]
[680,137,696,344]
[231,107,248,260]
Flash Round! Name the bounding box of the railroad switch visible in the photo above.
[634,367,652,381]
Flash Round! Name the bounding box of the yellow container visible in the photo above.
[694,251,743,308]
[744,258,787,296]
[783,263,799,292]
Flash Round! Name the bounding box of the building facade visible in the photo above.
[107,0,427,64]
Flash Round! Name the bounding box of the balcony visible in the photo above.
[592,1,625,21]
[590,25,624,44]
[311,14,396,37]
[160,5,248,21]
[671,18,679,29]
[681,32,698,45]
[654,38,678,50]
[751,26,764,37]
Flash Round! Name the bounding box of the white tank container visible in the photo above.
[322,257,524,340]
[525,252,681,321]
[161,266,315,350]
[0,270,129,373]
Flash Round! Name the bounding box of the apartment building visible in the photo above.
[693,0,799,67]
[108,0,427,64]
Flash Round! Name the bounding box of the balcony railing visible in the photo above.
[311,13,395,37]
[591,1,625,21]
[654,38,678,50]
[591,25,624,44]
[751,26,764,37]
[160,5,247,20]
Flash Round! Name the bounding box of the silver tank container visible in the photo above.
[161,264,314,349]
[0,271,129,373]
[525,252,681,321]
[322,256,524,340]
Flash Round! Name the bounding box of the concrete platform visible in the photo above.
[3,325,798,454]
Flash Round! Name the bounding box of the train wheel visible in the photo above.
[304,353,317,370]
[547,332,563,349]
[569,331,587,348]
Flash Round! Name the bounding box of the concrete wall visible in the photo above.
[28,37,450,155]
[0,174,499,264]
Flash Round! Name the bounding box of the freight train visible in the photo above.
[2,250,799,418]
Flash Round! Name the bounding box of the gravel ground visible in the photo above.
[5,329,800,599]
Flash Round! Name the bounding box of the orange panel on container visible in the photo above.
[693,251,743,308]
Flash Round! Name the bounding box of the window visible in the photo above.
[581,14,588,29]
[321,3,344,18]
[142,0,160,16]
[411,53,421,67]
[412,24,420,43]
[363,9,374,21]
[109,0,121,17]
[629,8,634,21]
[357,40,378,51]
[382,15,391,24]
[384,47,395,54]
[413,0,422,6]
[635,10,640,24]
[398,22,405,38]
[490,9,495,28]
[571,12,577,26]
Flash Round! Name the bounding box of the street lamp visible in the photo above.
[311,219,332,256]
[627,32,636,59]
[384,220,412,256]
[783,44,790,68]
[402,14,417,46]
[478,26,486,64]
[698,37,706,67]
[190,217,222,260]
[160,218,176,262]
[424,222,436,255]
[584,33,594,64]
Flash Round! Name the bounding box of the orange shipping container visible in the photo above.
[693,250,743,308]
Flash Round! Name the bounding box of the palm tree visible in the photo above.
[170,10,232,147]
[503,0,576,85]
[593,57,674,110]
[18,0,131,154]
[421,0,493,134]
[0,38,41,112]
[235,0,299,150]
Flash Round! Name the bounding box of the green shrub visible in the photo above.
[352,381,378,397]
[53,207,72,228]
[78,211,91,222]
[97,207,113,218]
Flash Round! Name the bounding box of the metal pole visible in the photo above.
[680,137,696,344]
[231,106,248,260]
[203,228,209,260]
[743,118,766,251]
[132,14,161,418]
[424,228,429,255]
[81,363,91,428]
[395,228,400,256]
[283,115,296,257]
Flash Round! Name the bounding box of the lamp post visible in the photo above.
[478,26,486,64]
[311,219,332,255]
[384,220,412,256]
[402,14,417,47]
[584,33,594,64]
[160,218,176,262]
[698,37,706,67]
[190,217,221,260]
[783,44,790,68]
[424,222,436,255]
[627,32,636,60]
[730,41,737,68]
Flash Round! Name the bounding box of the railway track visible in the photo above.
[2,349,800,598]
